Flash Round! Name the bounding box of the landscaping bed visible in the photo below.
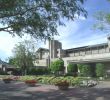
[0,75,98,87]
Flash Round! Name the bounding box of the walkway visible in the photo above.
[0,81,110,100]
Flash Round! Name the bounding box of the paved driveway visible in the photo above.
[0,81,110,100]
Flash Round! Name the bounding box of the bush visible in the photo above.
[27,68,49,75]
[50,59,64,75]
[0,70,8,75]
[96,63,105,77]
[77,64,83,73]
[77,64,92,77]
[67,63,77,76]
[12,69,22,75]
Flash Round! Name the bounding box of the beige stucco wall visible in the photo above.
[34,59,48,67]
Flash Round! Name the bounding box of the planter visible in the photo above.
[3,79,12,83]
[55,80,69,90]
[25,80,37,87]
[58,85,69,90]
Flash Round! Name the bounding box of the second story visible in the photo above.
[36,36,110,60]
[64,43,109,57]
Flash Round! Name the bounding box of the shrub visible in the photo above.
[77,64,92,77]
[67,63,77,76]
[27,68,49,75]
[0,70,8,75]
[19,76,36,81]
[12,69,22,75]
[96,63,105,77]
[77,64,83,74]
[50,59,64,75]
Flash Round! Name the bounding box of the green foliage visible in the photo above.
[93,11,110,32]
[50,59,64,73]
[77,64,92,77]
[77,64,83,76]
[0,70,8,75]
[10,40,36,75]
[8,57,18,67]
[19,75,90,87]
[67,63,77,73]
[96,63,105,77]
[11,68,21,75]
[0,0,86,39]
[82,64,92,77]
[27,68,50,75]
[77,64,83,72]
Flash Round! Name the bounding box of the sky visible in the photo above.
[0,0,110,61]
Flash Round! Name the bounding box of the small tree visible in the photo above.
[67,63,77,75]
[50,59,64,75]
[10,40,36,75]
[96,63,105,77]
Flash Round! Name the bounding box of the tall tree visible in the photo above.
[0,0,87,39]
[11,40,36,75]
[8,57,18,67]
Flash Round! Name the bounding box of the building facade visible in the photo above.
[34,37,110,73]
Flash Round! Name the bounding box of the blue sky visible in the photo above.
[0,0,110,61]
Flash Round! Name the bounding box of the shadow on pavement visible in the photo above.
[0,81,110,100]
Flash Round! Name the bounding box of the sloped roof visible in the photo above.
[37,48,49,52]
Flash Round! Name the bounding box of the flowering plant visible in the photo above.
[55,80,69,86]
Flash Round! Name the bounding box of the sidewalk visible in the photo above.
[0,81,110,100]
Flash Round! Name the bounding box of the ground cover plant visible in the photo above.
[0,75,98,87]
[19,75,92,87]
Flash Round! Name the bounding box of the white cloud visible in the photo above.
[74,14,86,20]
[0,33,20,57]
[41,19,108,50]
[41,20,79,49]
[0,18,108,61]
[71,31,108,48]
[0,32,32,60]
[56,21,79,39]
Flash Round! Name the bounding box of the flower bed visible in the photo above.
[25,80,37,86]
[19,75,97,87]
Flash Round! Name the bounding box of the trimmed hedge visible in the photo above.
[77,64,92,77]
[27,68,50,75]
[67,63,77,73]
[96,63,105,77]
